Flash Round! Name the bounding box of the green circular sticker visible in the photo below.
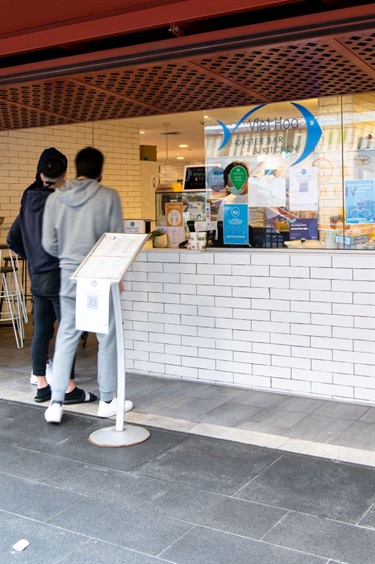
[229,166,247,192]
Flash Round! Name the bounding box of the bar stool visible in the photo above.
[0,246,25,348]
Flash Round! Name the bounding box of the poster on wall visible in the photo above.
[289,218,318,240]
[345,179,375,224]
[289,167,319,211]
[248,176,286,207]
[223,203,249,245]
[165,202,184,227]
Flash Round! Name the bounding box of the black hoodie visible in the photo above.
[7,148,68,275]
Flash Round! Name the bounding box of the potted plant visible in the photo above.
[149,229,168,248]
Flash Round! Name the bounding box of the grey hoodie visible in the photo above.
[42,178,124,297]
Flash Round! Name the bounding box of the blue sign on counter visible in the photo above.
[223,204,249,245]
[289,218,318,240]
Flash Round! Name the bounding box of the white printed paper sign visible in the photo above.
[76,278,111,333]
[289,167,318,211]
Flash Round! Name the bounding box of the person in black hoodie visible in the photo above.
[7,148,97,405]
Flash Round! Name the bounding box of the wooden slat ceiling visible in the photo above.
[0,5,374,130]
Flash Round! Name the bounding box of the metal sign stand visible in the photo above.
[70,232,150,448]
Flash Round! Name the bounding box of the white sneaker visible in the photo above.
[30,361,53,386]
[97,397,133,418]
[45,402,63,424]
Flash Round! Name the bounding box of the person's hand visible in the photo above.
[119,280,124,294]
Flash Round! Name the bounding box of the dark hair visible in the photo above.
[41,157,67,185]
[75,147,104,179]
[223,161,249,186]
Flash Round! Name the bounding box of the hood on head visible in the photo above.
[35,148,68,185]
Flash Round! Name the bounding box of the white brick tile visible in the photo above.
[252,321,291,334]
[354,340,375,353]
[127,350,149,361]
[183,357,215,369]
[251,253,290,265]
[332,280,374,293]
[215,318,251,330]
[311,267,352,280]
[235,351,271,365]
[219,360,250,374]
[164,283,197,295]
[355,364,375,377]
[292,346,332,360]
[165,303,198,316]
[239,287,270,299]
[272,379,311,393]
[182,315,215,327]
[214,253,250,265]
[197,285,232,297]
[233,309,270,321]
[165,344,197,357]
[199,348,233,361]
[182,274,214,285]
[134,341,164,353]
[148,251,181,263]
[217,339,253,351]
[123,291,148,302]
[355,388,375,402]
[199,369,234,383]
[181,294,215,306]
[164,263,196,273]
[124,311,149,322]
[271,333,310,347]
[251,277,290,289]
[125,271,148,282]
[215,296,251,309]
[332,303,375,317]
[253,364,291,378]
[134,282,164,292]
[132,261,163,272]
[197,264,231,275]
[312,359,354,374]
[135,360,165,373]
[332,254,374,269]
[124,330,149,342]
[149,332,182,345]
[272,355,311,369]
[354,317,375,329]
[333,373,374,388]
[311,291,353,303]
[353,293,375,305]
[252,299,290,311]
[291,301,331,314]
[166,324,197,336]
[235,374,269,387]
[125,359,134,369]
[181,253,214,264]
[353,269,375,281]
[311,336,353,351]
[149,272,180,284]
[133,321,163,332]
[332,326,374,341]
[149,292,180,304]
[133,302,164,313]
[291,324,331,337]
[292,368,332,383]
[199,327,232,339]
[272,311,308,323]
[232,265,269,276]
[215,275,251,287]
[149,312,180,324]
[270,266,310,278]
[311,314,353,327]
[271,289,309,301]
[254,343,290,356]
[151,352,181,365]
[311,382,353,398]
[199,306,233,318]
[290,279,331,291]
[291,255,331,267]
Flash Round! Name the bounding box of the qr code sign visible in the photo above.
[87,296,98,309]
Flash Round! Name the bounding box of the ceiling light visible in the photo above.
[140,130,146,134]
[177,156,185,160]
[179,144,188,148]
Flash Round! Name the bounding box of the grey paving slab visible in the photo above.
[160,525,327,564]
[58,539,161,563]
[314,401,371,420]
[360,407,375,424]
[158,396,235,420]
[126,377,174,400]
[0,510,89,564]
[237,408,308,434]
[359,504,375,529]
[234,454,375,523]
[264,511,375,563]
[332,420,375,451]
[44,426,188,472]
[135,381,208,411]
[282,413,353,443]
[193,401,263,426]
[44,463,174,509]
[0,442,80,482]
[231,389,289,408]
[0,399,36,423]
[135,436,281,495]
[275,396,325,414]
[0,473,85,521]
[48,496,192,556]
[191,384,245,402]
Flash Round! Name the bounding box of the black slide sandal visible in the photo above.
[64,387,97,405]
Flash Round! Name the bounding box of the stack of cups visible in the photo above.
[189,232,206,250]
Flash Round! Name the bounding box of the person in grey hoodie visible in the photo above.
[42,147,133,424]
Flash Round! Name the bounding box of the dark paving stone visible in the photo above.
[48,496,192,556]
[145,484,288,540]
[264,512,375,563]
[359,504,375,529]
[44,464,174,509]
[0,442,80,481]
[58,538,161,563]
[44,427,188,472]
[0,510,88,564]
[136,436,281,495]
[161,525,327,564]
[0,473,85,521]
[0,400,36,423]
[234,453,375,523]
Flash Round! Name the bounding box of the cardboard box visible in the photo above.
[140,145,157,161]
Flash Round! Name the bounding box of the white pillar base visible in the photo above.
[88,424,150,447]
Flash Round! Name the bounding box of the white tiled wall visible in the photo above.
[123,249,375,404]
